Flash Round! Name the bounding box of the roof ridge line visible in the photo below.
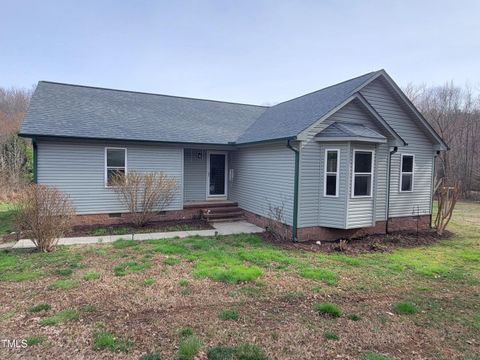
[260,70,380,109]
[38,81,270,108]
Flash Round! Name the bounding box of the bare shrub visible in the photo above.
[333,239,349,252]
[15,185,74,252]
[266,201,289,241]
[435,184,460,235]
[110,171,178,227]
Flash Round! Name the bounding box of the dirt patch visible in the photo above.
[260,229,453,255]
[2,219,213,242]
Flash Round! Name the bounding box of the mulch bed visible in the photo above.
[260,229,453,255]
[2,219,213,242]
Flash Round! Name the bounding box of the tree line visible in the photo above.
[0,81,479,200]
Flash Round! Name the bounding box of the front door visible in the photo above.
[207,152,227,197]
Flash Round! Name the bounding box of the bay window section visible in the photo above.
[352,150,373,197]
[324,149,339,197]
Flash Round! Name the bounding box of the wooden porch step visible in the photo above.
[200,203,245,223]
[203,211,244,219]
[209,216,245,223]
[184,201,238,210]
[202,206,242,214]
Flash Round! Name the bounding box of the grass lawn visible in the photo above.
[0,202,478,359]
[0,202,15,238]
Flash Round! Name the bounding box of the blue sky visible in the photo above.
[1,0,479,104]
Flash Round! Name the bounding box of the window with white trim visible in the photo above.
[352,150,373,197]
[400,154,414,192]
[105,148,127,187]
[324,149,339,197]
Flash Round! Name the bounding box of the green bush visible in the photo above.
[394,302,417,315]
[207,346,236,360]
[93,330,133,352]
[177,335,201,360]
[313,303,342,318]
[30,303,51,313]
[83,272,101,281]
[235,343,267,360]
[25,335,46,346]
[40,309,79,326]
[347,314,361,321]
[219,309,239,321]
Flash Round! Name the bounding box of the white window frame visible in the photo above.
[399,153,415,192]
[105,147,127,188]
[351,149,375,198]
[324,149,340,197]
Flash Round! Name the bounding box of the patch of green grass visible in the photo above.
[193,259,263,284]
[347,314,361,321]
[178,327,194,338]
[83,271,100,281]
[93,330,133,353]
[298,267,337,285]
[80,304,96,313]
[394,302,418,315]
[313,303,342,318]
[0,202,15,237]
[0,311,15,321]
[40,309,79,326]
[144,278,156,286]
[163,257,181,266]
[177,335,201,360]
[361,353,395,360]
[219,309,239,321]
[91,228,108,236]
[178,279,189,286]
[48,279,78,290]
[56,268,73,276]
[207,346,236,360]
[323,330,339,340]
[113,260,150,276]
[140,352,162,360]
[30,303,51,313]
[112,239,138,249]
[26,335,46,346]
[234,343,268,360]
[152,241,189,255]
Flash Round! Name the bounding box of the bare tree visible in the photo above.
[15,185,74,252]
[110,171,178,227]
[404,82,480,198]
[435,184,460,235]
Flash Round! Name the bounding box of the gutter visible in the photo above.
[287,139,299,242]
[385,146,398,233]
[32,138,38,184]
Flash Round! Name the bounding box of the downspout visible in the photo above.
[430,151,440,228]
[287,139,299,242]
[385,146,398,234]
[32,138,38,184]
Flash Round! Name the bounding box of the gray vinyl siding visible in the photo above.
[361,79,435,218]
[229,142,294,225]
[184,149,207,201]
[346,143,376,228]
[37,140,184,214]
[299,100,389,228]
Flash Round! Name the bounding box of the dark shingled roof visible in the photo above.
[20,82,268,144]
[236,71,379,143]
[20,71,382,144]
[316,122,386,140]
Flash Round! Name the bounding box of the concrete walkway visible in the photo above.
[0,221,264,250]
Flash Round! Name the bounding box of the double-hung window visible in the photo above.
[352,150,374,197]
[324,149,339,197]
[400,154,414,192]
[105,148,127,187]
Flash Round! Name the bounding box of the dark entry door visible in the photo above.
[208,153,226,196]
